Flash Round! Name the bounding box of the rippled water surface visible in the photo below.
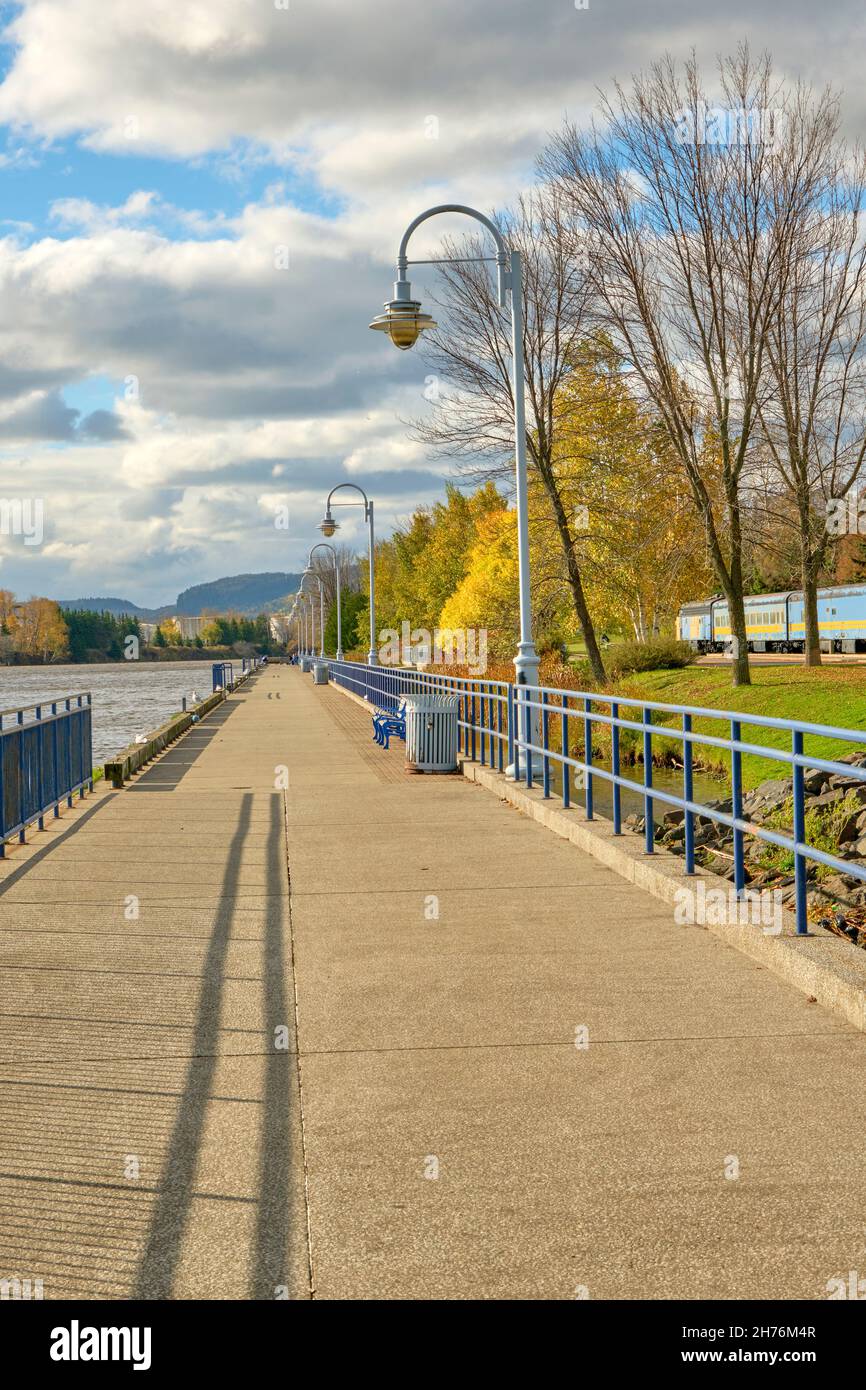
[0,661,220,765]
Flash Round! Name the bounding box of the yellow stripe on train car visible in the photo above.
[789,620,866,631]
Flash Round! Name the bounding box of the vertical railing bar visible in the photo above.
[683,713,694,874]
[793,729,808,935]
[562,695,570,810]
[611,701,621,835]
[471,689,477,764]
[36,706,44,829]
[643,707,654,854]
[584,697,594,821]
[542,690,550,798]
[731,719,744,897]
[497,688,504,772]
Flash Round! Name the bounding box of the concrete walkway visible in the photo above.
[1,663,865,1300]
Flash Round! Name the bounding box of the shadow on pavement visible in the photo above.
[133,793,297,1298]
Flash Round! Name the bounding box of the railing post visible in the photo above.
[86,693,93,792]
[470,689,477,763]
[731,719,744,896]
[611,701,621,834]
[17,708,25,842]
[52,702,59,815]
[541,690,550,798]
[523,688,533,789]
[683,712,695,874]
[65,699,73,808]
[497,687,504,773]
[507,684,517,781]
[481,684,488,768]
[561,695,570,810]
[793,729,808,935]
[584,697,593,821]
[36,706,44,829]
[643,707,654,854]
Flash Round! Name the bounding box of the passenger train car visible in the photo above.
[678,584,866,653]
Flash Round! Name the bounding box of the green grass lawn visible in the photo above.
[620,665,866,788]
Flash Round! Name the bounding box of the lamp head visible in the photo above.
[319,511,338,538]
[369,275,437,351]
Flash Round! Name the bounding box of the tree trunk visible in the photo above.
[727,587,752,688]
[546,482,606,683]
[702,479,751,687]
[802,567,822,666]
[799,502,823,667]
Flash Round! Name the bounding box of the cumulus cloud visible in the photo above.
[0,0,863,602]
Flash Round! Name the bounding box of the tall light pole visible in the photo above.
[307,542,343,659]
[303,569,325,658]
[370,203,540,771]
[319,483,377,665]
[298,592,310,656]
[298,571,314,659]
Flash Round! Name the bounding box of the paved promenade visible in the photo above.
[1,663,865,1299]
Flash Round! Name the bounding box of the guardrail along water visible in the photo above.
[0,694,93,855]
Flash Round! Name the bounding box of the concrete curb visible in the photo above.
[459,759,866,1034]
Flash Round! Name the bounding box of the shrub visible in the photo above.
[607,636,696,677]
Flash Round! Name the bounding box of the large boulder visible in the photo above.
[755,778,791,802]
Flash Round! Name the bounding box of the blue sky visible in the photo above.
[0,0,861,605]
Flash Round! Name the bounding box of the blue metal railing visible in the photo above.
[324,659,866,935]
[327,660,512,773]
[0,694,93,855]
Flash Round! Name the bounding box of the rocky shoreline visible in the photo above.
[625,749,866,948]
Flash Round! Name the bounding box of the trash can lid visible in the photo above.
[402,692,459,712]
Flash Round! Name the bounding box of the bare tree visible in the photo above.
[541,47,820,686]
[411,190,607,680]
[307,542,359,607]
[757,126,866,663]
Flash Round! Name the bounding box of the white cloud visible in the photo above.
[0,0,864,602]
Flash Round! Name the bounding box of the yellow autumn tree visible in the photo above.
[439,510,519,660]
[548,336,713,639]
[9,598,69,662]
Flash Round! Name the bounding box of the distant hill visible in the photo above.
[58,572,302,621]
[176,573,302,616]
[58,596,173,622]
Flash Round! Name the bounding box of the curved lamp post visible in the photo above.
[370,203,540,772]
[302,566,325,659]
[297,591,311,656]
[307,542,343,659]
[319,483,376,665]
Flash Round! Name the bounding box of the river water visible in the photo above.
[532,758,726,826]
[0,662,220,765]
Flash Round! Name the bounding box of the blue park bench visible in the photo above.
[372,701,406,749]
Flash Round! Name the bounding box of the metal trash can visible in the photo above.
[404,694,459,772]
[300,656,313,672]
[313,660,329,686]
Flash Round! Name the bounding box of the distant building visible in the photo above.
[176,615,208,640]
[268,613,291,643]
